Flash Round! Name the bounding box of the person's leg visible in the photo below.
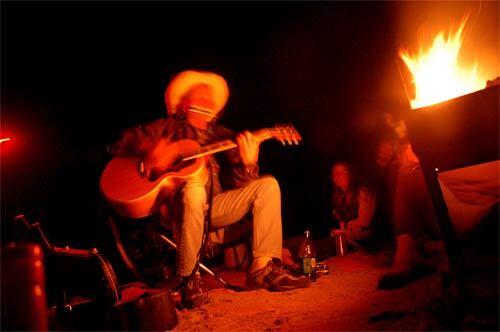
[210,176,309,291]
[176,181,209,308]
[378,233,436,289]
[393,167,438,238]
[211,176,283,271]
[388,234,421,271]
[177,182,208,277]
[379,166,438,289]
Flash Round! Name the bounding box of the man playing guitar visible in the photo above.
[109,70,309,309]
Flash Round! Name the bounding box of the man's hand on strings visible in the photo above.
[236,131,260,166]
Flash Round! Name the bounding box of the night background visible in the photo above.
[1,1,497,247]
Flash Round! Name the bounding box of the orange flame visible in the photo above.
[400,19,486,109]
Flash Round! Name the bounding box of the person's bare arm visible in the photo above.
[347,189,376,231]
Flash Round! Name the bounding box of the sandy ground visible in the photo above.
[175,250,451,331]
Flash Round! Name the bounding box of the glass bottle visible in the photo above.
[298,230,317,280]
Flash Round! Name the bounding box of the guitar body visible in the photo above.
[100,139,208,219]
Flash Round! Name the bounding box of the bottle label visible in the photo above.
[311,257,317,269]
[302,257,312,274]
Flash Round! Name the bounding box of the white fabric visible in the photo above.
[438,160,500,235]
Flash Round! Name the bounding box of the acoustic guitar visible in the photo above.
[100,124,302,218]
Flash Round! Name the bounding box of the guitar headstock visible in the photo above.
[269,124,302,146]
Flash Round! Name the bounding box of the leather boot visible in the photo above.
[180,273,209,309]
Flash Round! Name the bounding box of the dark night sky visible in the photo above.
[2,1,495,246]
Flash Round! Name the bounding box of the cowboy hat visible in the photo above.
[164,70,229,117]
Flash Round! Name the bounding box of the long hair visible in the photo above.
[331,161,363,193]
[331,161,374,222]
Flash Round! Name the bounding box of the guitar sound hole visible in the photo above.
[148,159,195,181]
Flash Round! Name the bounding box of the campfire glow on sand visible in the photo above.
[400,18,487,109]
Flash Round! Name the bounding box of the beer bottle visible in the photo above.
[298,230,317,280]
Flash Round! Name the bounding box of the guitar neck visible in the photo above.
[182,129,273,161]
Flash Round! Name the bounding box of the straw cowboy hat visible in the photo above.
[164,70,229,117]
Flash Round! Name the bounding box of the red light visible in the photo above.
[0,135,15,155]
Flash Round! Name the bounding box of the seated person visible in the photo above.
[376,113,444,289]
[109,70,309,309]
[329,162,376,243]
[377,111,499,289]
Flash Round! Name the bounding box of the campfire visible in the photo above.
[399,18,488,109]
[400,15,499,326]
